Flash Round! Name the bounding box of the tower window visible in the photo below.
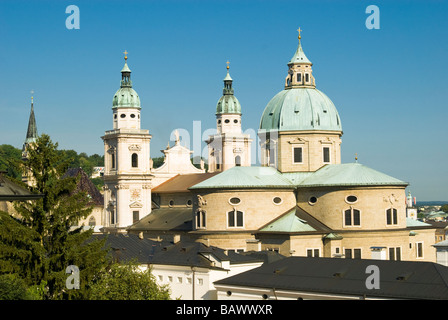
[130,114,135,118]
[120,114,126,118]
[297,73,302,83]
[323,147,330,163]
[293,147,303,163]
[133,211,139,223]
[111,153,116,169]
[131,153,138,168]
[235,155,241,166]
[225,119,230,123]
[305,73,309,82]
[234,119,238,123]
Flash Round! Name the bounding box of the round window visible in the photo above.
[120,114,126,118]
[130,114,136,118]
[169,200,174,207]
[229,197,241,205]
[186,199,192,207]
[225,119,230,123]
[234,119,238,123]
[273,197,282,205]
[346,195,358,204]
[308,196,318,205]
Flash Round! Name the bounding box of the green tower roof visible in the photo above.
[216,64,241,115]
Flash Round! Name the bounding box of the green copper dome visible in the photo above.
[216,66,241,115]
[112,87,141,109]
[216,95,241,114]
[259,87,342,132]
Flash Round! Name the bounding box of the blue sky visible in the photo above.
[0,0,447,201]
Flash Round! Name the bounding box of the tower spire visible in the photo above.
[223,61,234,95]
[285,28,315,89]
[25,91,38,145]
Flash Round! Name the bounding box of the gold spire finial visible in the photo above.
[123,50,128,61]
[226,60,230,70]
[355,153,358,162]
[297,27,302,40]
[30,90,34,104]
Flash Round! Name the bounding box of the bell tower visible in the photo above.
[101,51,153,231]
[206,62,252,172]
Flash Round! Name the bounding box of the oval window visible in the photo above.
[308,196,318,205]
[346,195,358,204]
[114,114,117,119]
[186,199,192,207]
[273,197,282,205]
[234,119,238,123]
[225,119,230,123]
[120,114,126,118]
[130,114,136,118]
[169,200,174,207]
[229,197,241,205]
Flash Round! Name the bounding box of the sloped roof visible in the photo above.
[63,168,104,206]
[128,207,192,232]
[296,163,408,188]
[189,166,295,190]
[0,171,42,201]
[214,256,448,300]
[92,234,264,269]
[152,173,219,193]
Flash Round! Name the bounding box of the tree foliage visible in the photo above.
[88,260,170,300]
[0,134,110,299]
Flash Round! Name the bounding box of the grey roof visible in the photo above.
[214,256,448,300]
[0,171,42,201]
[127,207,192,232]
[92,234,264,269]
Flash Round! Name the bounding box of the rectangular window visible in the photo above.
[297,73,302,83]
[417,242,423,258]
[133,211,139,223]
[196,211,206,228]
[354,249,361,259]
[323,147,330,163]
[293,147,303,163]
[228,210,243,227]
[307,249,319,257]
[386,208,398,225]
[305,73,309,82]
[353,209,360,226]
[345,248,352,259]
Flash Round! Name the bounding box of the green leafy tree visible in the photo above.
[0,144,22,180]
[89,260,170,300]
[441,204,448,213]
[0,134,110,299]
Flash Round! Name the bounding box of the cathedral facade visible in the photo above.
[102,33,437,262]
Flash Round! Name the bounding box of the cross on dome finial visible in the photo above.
[355,153,358,162]
[123,50,128,60]
[297,27,302,40]
[30,90,34,103]
[226,60,230,70]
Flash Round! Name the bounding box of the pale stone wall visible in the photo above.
[297,186,408,231]
[191,189,296,232]
[278,131,342,173]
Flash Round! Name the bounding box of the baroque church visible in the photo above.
[23,31,438,262]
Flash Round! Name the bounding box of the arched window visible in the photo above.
[344,208,360,226]
[196,210,206,229]
[131,153,138,168]
[228,209,244,227]
[235,155,241,166]
[89,216,96,227]
[386,208,398,225]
